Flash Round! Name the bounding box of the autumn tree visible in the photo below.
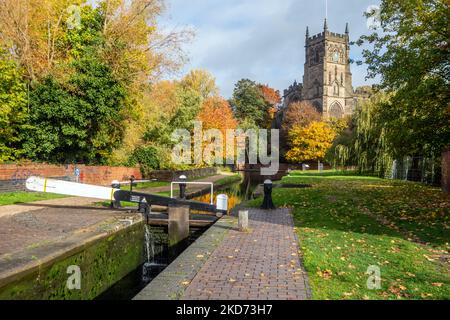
[180,69,219,100]
[198,96,237,131]
[0,51,29,162]
[197,96,238,164]
[286,122,336,163]
[0,0,85,81]
[282,101,322,131]
[259,84,281,128]
[98,0,193,164]
[100,0,192,86]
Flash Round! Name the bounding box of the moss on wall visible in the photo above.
[0,221,145,300]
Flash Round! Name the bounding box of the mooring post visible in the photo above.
[129,175,136,193]
[216,194,229,217]
[179,175,187,200]
[111,180,121,209]
[238,210,249,231]
[168,204,190,248]
[261,179,276,210]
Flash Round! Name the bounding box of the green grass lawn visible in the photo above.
[0,191,67,206]
[134,180,170,189]
[248,170,449,300]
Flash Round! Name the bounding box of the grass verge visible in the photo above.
[247,171,449,300]
[0,191,67,206]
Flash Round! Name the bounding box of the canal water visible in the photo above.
[95,179,254,300]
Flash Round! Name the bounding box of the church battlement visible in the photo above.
[306,20,349,46]
[309,32,325,41]
[327,31,347,39]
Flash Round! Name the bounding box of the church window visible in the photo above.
[333,83,339,96]
[332,50,340,63]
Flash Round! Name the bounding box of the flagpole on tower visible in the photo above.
[325,0,328,20]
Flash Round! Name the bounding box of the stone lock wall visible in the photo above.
[0,163,142,193]
[0,220,145,300]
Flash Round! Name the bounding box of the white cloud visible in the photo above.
[161,0,381,98]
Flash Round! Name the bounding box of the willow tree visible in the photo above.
[353,92,394,177]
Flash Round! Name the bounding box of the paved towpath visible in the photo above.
[183,208,310,300]
[135,208,311,300]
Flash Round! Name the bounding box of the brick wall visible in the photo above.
[0,163,142,193]
[443,149,450,193]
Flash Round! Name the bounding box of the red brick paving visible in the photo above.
[0,205,119,256]
[182,208,310,300]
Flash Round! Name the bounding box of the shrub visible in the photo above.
[127,146,161,177]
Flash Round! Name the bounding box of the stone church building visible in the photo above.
[282,20,369,119]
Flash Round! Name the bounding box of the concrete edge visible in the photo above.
[133,215,237,300]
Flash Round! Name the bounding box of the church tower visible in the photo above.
[302,20,354,118]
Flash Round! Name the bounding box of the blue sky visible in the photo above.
[160,0,381,98]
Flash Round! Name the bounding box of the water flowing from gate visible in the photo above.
[142,224,166,282]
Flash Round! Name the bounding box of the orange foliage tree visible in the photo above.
[198,96,238,131]
[197,96,238,164]
[259,84,281,128]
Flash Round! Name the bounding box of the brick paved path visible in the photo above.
[0,206,121,256]
[182,208,310,300]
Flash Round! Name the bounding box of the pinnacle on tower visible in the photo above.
[306,26,309,38]
[324,18,328,31]
[345,22,349,34]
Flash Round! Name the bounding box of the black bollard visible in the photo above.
[129,175,136,193]
[111,180,121,209]
[138,199,151,223]
[261,179,276,210]
[178,175,187,200]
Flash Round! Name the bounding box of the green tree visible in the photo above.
[0,51,29,162]
[230,79,268,125]
[143,84,202,147]
[24,52,127,164]
[357,0,450,158]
